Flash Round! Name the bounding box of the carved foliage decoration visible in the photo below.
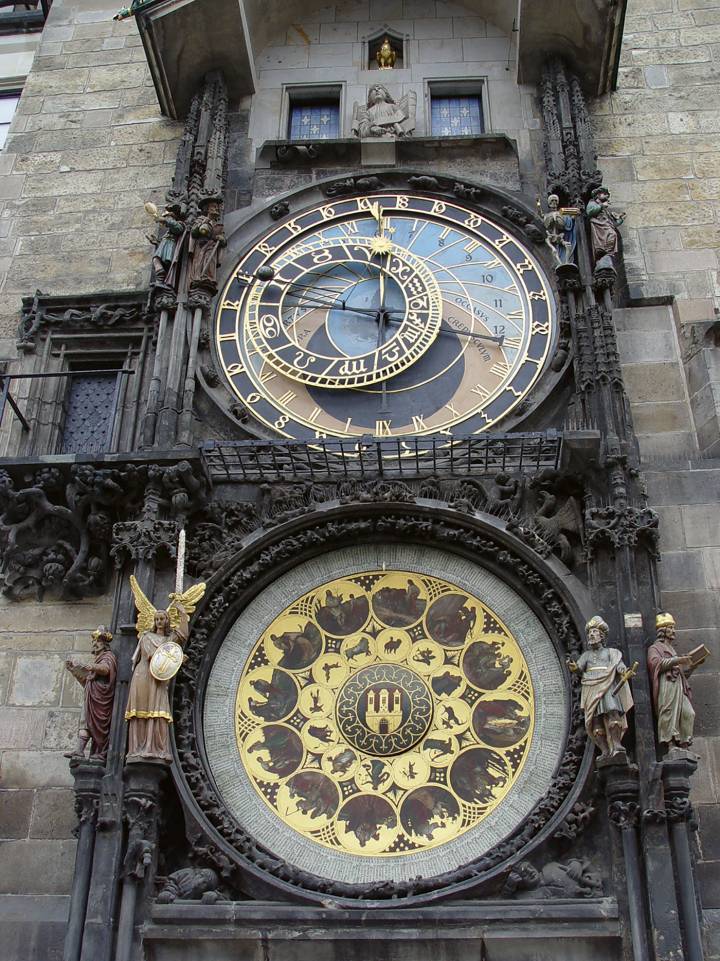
[0,463,145,600]
[174,507,588,903]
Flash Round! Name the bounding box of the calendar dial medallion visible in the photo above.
[215,190,556,439]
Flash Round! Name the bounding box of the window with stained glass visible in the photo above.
[289,101,340,140]
[430,94,483,137]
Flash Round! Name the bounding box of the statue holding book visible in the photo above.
[647,612,708,750]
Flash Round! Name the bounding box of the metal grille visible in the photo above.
[201,432,562,483]
[289,102,340,140]
[430,95,484,137]
[59,372,118,454]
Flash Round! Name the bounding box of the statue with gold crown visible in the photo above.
[125,533,205,763]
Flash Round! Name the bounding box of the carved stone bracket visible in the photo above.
[111,519,179,567]
[584,504,660,559]
[173,505,590,904]
[17,290,148,352]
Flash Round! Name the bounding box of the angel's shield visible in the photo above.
[150,640,184,681]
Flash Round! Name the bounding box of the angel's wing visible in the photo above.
[167,581,206,628]
[350,101,368,135]
[398,90,417,133]
[130,574,157,635]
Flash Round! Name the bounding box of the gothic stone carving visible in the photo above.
[0,464,145,600]
[17,291,147,351]
[502,858,603,899]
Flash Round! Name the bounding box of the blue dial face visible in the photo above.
[215,192,556,439]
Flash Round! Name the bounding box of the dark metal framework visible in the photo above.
[200,431,562,482]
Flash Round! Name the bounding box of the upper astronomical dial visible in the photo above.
[215,191,556,440]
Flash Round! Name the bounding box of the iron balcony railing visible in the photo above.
[200,431,562,483]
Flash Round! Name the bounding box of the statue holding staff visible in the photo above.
[125,531,205,764]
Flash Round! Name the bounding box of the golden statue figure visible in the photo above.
[376,37,397,69]
[125,575,205,764]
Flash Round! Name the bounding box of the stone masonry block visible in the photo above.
[29,789,76,840]
[631,401,692,434]
[623,363,687,403]
[683,504,720,547]
[0,839,76,894]
[0,708,47,749]
[692,673,720,737]
[655,505,685,552]
[42,710,80,752]
[85,61,147,92]
[702,549,720,590]
[9,657,63,707]
[646,249,718,273]
[614,305,673,331]
[658,589,719,630]
[633,155,694,179]
[647,469,720,506]
[699,805,720,862]
[0,790,33,839]
[0,751,73,789]
[0,600,112,634]
[617,329,678,362]
[691,737,719,805]
[657,549,708,592]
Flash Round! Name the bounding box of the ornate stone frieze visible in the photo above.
[17,290,148,351]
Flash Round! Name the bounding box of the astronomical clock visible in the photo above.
[213,184,557,440]
[178,175,586,904]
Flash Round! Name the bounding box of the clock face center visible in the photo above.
[336,663,433,757]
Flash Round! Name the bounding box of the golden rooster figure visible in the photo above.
[125,575,205,764]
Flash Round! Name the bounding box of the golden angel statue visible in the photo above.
[125,575,205,764]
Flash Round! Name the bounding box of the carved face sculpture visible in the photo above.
[547,194,559,211]
[368,84,392,106]
[587,627,604,648]
[154,611,170,635]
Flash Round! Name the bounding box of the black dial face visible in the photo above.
[215,191,556,439]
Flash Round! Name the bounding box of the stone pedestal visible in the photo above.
[64,760,105,961]
[598,755,650,961]
[115,762,168,961]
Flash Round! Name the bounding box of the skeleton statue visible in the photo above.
[568,615,635,758]
[351,84,416,138]
[125,575,205,763]
[64,625,117,762]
